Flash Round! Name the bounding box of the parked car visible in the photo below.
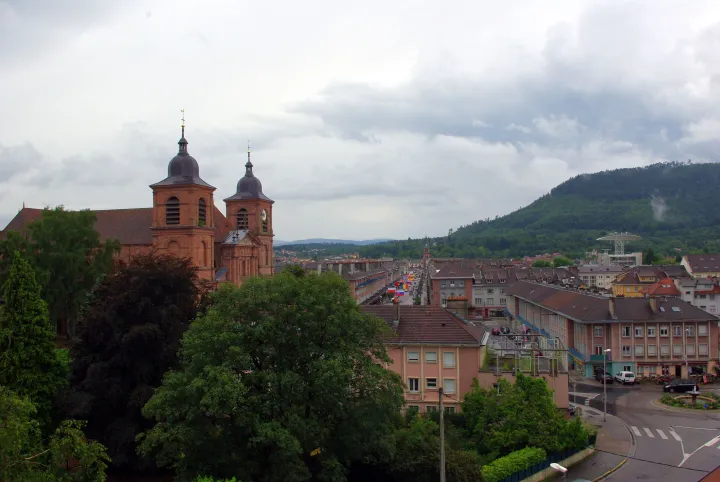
[614,371,636,385]
[663,379,700,393]
[595,371,613,384]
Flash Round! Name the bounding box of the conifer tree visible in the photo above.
[0,251,67,428]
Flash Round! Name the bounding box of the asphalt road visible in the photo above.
[593,387,720,481]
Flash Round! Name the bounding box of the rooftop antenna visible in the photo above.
[247,139,251,163]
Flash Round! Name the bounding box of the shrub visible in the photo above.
[482,447,546,482]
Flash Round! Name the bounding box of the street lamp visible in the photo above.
[603,349,611,422]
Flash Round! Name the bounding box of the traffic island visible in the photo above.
[658,392,720,411]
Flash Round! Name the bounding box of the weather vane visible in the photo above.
[181,109,185,127]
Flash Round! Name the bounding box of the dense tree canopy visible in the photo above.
[139,270,405,482]
[62,254,204,470]
[0,386,109,481]
[358,162,720,259]
[0,252,67,429]
[0,207,119,336]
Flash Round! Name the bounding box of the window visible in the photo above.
[594,326,604,337]
[236,208,248,230]
[408,378,419,392]
[699,343,709,355]
[406,405,419,414]
[623,365,632,372]
[622,345,631,356]
[499,298,507,305]
[648,345,657,356]
[408,351,419,362]
[165,196,180,225]
[474,298,482,305]
[686,325,695,337]
[425,351,437,363]
[687,344,696,356]
[635,326,643,337]
[594,345,604,355]
[647,326,656,337]
[661,344,670,356]
[426,378,437,389]
[443,352,456,367]
[673,344,683,355]
[699,324,708,336]
[673,325,682,336]
[487,298,494,305]
[487,288,494,294]
[445,406,456,414]
[443,379,456,394]
[660,326,669,337]
[622,326,631,337]
[198,198,207,225]
[262,215,268,233]
[635,345,644,356]
[426,405,438,412]
[441,281,448,288]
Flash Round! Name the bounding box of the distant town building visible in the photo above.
[681,254,720,278]
[577,264,626,290]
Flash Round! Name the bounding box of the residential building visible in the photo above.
[505,281,719,379]
[430,262,474,307]
[682,254,720,278]
[676,278,720,315]
[361,304,568,411]
[577,264,626,290]
[611,265,690,298]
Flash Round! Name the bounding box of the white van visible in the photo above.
[615,371,636,385]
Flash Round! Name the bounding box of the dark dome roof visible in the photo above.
[168,138,201,178]
[224,159,273,202]
[150,133,214,189]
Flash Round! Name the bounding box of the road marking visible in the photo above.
[631,426,642,436]
[644,427,655,438]
[680,435,720,467]
[670,430,682,442]
[672,425,720,431]
[705,436,720,448]
[656,429,668,440]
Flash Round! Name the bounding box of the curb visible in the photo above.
[592,458,626,481]
[650,398,720,414]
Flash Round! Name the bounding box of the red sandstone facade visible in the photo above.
[1,128,274,288]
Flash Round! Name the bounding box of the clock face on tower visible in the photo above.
[261,209,267,221]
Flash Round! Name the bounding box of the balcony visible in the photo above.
[589,354,612,363]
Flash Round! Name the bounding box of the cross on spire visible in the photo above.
[180,109,186,138]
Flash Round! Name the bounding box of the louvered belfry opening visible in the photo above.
[166,197,180,225]
[198,198,207,225]
[237,208,248,230]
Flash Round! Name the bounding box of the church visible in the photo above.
[1,126,275,285]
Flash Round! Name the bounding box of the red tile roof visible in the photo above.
[640,278,681,297]
[1,206,232,246]
[361,305,485,345]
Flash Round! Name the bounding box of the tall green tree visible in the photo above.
[139,270,405,482]
[62,254,204,470]
[0,207,119,336]
[0,252,67,428]
[0,386,110,482]
[531,260,553,268]
[552,256,572,267]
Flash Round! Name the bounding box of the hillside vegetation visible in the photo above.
[359,161,720,259]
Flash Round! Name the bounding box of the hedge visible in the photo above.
[482,447,547,482]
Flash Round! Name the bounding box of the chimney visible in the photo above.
[649,297,657,313]
[609,297,616,318]
[393,299,400,330]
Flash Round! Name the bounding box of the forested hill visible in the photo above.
[359,161,720,259]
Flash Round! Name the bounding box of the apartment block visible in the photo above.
[505,281,719,379]
[682,254,720,278]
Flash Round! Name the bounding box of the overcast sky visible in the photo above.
[2,0,720,241]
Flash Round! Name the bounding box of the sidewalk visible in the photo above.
[566,405,633,481]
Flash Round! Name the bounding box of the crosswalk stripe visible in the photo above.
[670,430,682,442]
[631,426,641,436]
[644,427,655,438]
[657,429,668,440]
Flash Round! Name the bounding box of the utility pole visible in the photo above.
[439,387,446,482]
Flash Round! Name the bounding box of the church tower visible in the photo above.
[423,239,430,265]
[150,118,216,280]
[222,145,274,278]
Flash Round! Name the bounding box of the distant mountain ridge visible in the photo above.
[358,161,720,259]
[275,238,394,247]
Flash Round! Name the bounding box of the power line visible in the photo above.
[593,448,710,473]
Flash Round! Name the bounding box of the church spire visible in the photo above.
[178,109,188,154]
[245,139,253,175]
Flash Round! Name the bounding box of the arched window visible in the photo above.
[236,208,248,230]
[201,240,208,266]
[166,197,180,225]
[198,198,207,226]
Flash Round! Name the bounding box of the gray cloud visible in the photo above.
[0,142,43,182]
